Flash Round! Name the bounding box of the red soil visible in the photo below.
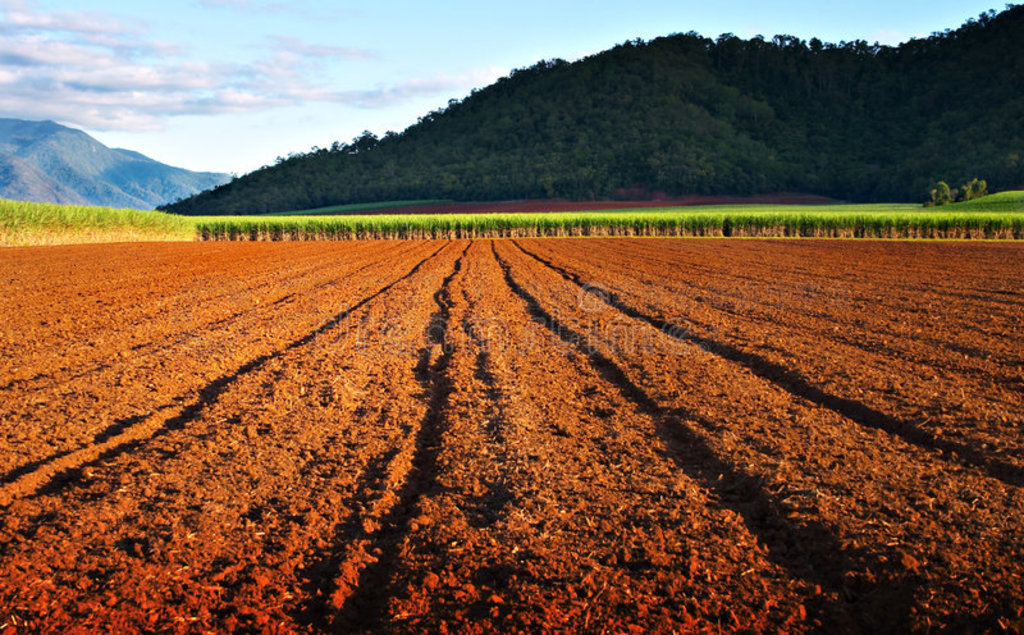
[354,193,840,215]
[1,239,1023,632]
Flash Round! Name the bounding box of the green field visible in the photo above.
[0,199,194,246]
[3,192,1023,246]
[260,199,452,216]
[193,193,1024,241]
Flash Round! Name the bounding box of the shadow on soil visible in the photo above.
[302,243,469,633]
[290,447,397,629]
[7,243,450,506]
[464,347,515,528]
[0,408,181,489]
[511,241,1024,490]
[493,241,920,632]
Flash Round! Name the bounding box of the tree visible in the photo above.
[927,181,953,206]
[959,177,988,201]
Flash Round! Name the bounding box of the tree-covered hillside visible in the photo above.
[163,7,1024,214]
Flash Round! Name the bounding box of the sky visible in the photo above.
[0,0,1007,175]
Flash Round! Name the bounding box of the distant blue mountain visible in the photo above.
[0,118,230,209]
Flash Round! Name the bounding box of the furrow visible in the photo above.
[512,240,1024,488]
[491,241,875,630]
[323,242,470,631]
[501,238,1024,631]
[0,243,449,507]
[564,238,1022,365]
[1,242,423,395]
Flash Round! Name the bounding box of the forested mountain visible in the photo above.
[0,119,230,209]
[163,7,1024,214]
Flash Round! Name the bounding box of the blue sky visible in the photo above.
[0,0,1006,175]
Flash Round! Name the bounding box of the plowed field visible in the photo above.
[2,239,1023,633]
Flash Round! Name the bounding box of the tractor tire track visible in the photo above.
[325,242,470,632]
[0,243,448,506]
[2,239,1022,633]
[503,238,1024,631]
[512,240,1024,488]
[491,241,880,630]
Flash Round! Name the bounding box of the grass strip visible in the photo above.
[4,193,1022,246]
[1,199,194,246]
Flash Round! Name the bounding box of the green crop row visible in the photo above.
[194,199,1024,241]
[0,199,194,246]
[3,193,1023,246]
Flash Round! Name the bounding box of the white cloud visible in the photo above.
[0,3,500,133]
[333,68,508,109]
[3,9,137,35]
[197,0,254,8]
[195,0,360,19]
[271,36,376,61]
